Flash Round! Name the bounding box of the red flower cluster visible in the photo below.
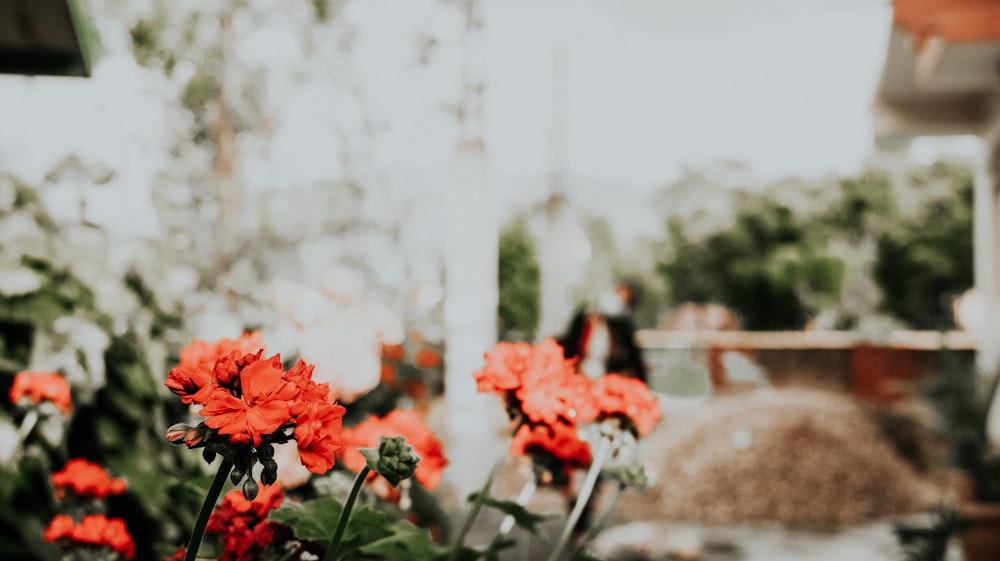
[592,374,661,436]
[165,335,346,478]
[9,371,72,414]
[510,422,592,469]
[475,340,663,476]
[43,514,135,559]
[204,485,286,561]
[341,409,449,490]
[51,459,127,500]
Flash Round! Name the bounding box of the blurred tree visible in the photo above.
[497,216,539,341]
[874,163,974,330]
[657,195,845,330]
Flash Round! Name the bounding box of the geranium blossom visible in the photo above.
[51,459,127,499]
[591,374,662,435]
[510,422,592,469]
[9,371,72,414]
[200,354,293,446]
[473,341,534,393]
[341,409,449,490]
[44,514,135,560]
[165,333,265,405]
[205,485,286,561]
[165,336,346,495]
[516,370,597,426]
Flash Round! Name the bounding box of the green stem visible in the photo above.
[448,454,506,561]
[574,480,625,554]
[184,458,233,561]
[324,466,370,561]
[0,409,39,497]
[544,436,612,561]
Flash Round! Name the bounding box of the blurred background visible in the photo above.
[3,0,1000,559]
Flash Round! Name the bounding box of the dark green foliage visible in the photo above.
[874,175,973,330]
[498,218,540,341]
[655,160,974,331]
[658,199,844,330]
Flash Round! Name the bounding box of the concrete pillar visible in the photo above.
[979,105,1000,448]
[442,0,504,498]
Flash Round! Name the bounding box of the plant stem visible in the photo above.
[324,466,370,561]
[574,480,625,554]
[0,409,39,497]
[498,479,537,536]
[544,436,612,561]
[448,454,506,561]
[184,458,234,561]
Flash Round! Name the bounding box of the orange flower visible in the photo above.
[381,344,406,362]
[516,370,597,427]
[591,374,662,435]
[66,515,136,559]
[200,355,293,446]
[414,348,442,369]
[510,422,592,468]
[217,484,284,518]
[341,409,449,490]
[51,459,127,499]
[473,342,533,393]
[42,514,75,542]
[293,398,346,474]
[165,333,265,405]
[9,371,72,414]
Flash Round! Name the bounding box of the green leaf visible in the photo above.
[356,519,438,561]
[468,493,551,535]
[269,497,343,542]
[340,505,394,552]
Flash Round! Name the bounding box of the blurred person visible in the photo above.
[558,280,648,383]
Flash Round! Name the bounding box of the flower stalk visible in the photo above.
[324,466,370,561]
[184,458,234,561]
[544,435,612,561]
[448,453,506,561]
[498,479,537,536]
[574,480,626,554]
[0,409,39,495]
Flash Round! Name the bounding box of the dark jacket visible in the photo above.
[557,309,648,384]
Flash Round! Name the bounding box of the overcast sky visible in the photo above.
[0,0,981,239]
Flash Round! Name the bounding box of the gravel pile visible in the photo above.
[608,388,945,529]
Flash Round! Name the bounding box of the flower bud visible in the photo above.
[166,423,191,444]
[243,478,259,501]
[359,436,420,487]
[202,449,217,463]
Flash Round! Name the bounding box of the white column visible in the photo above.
[443,0,503,498]
[979,104,1000,448]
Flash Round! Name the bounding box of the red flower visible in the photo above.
[591,374,662,435]
[165,333,265,405]
[414,348,442,369]
[9,371,72,414]
[516,371,597,426]
[473,342,533,394]
[510,422,592,468]
[341,409,449,490]
[200,354,293,446]
[293,398,346,474]
[381,344,406,362]
[44,515,135,559]
[42,514,75,542]
[207,485,284,561]
[51,459,127,499]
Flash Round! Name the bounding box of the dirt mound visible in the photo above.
[609,388,944,528]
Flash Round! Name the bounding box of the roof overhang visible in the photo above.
[0,0,96,77]
[874,22,1000,148]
